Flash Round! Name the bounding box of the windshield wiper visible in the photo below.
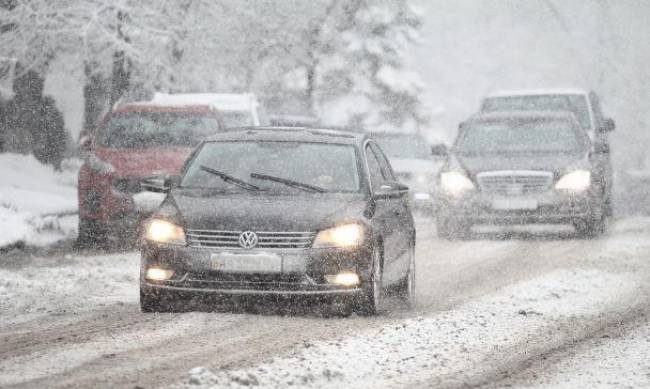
[250,173,327,193]
[199,165,261,191]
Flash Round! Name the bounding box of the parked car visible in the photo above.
[139,127,416,314]
[153,92,270,127]
[77,102,225,246]
[434,111,608,238]
[480,88,615,216]
[370,132,440,211]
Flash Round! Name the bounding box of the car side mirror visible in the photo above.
[141,175,178,193]
[373,181,409,200]
[79,135,94,152]
[431,144,448,157]
[600,118,615,132]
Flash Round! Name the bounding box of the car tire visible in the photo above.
[395,243,416,309]
[355,246,383,316]
[140,288,171,313]
[75,216,108,249]
[436,216,470,240]
[574,203,606,238]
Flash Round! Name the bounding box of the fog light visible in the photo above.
[145,267,174,281]
[325,272,360,286]
[414,192,431,200]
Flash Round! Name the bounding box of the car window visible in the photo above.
[370,143,396,181]
[99,112,221,149]
[371,134,430,159]
[482,94,592,129]
[365,144,385,190]
[221,110,254,127]
[182,141,360,192]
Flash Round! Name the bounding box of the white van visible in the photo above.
[152,92,269,127]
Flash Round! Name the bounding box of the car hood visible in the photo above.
[389,158,438,174]
[169,191,368,232]
[95,147,192,177]
[453,152,588,176]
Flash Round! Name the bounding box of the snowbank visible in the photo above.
[0,153,79,248]
[179,268,641,389]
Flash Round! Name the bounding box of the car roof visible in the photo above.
[113,102,217,114]
[205,126,367,145]
[369,131,425,139]
[465,110,579,124]
[485,88,589,98]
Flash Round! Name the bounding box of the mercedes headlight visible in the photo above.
[440,171,475,197]
[144,219,186,245]
[313,224,364,248]
[555,170,591,193]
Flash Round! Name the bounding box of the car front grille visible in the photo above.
[185,230,316,249]
[476,171,553,196]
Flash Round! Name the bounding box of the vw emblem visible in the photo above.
[238,231,258,249]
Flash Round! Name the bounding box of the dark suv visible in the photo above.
[480,89,615,216]
[140,127,416,314]
[435,111,607,238]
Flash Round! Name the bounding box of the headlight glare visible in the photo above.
[555,170,591,193]
[145,219,186,245]
[313,224,364,248]
[440,171,475,197]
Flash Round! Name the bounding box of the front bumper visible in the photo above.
[436,190,600,225]
[140,243,371,297]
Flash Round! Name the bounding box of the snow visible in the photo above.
[133,191,166,214]
[376,66,423,95]
[151,93,257,111]
[501,319,650,389]
[0,153,79,248]
[179,268,641,389]
[0,251,139,327]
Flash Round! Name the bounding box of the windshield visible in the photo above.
[221,110,254,127]
[99,112,220,149]
[181,141,360,192]
[372,135,430,159]
[482,94,592,129]
[456,119,587,154]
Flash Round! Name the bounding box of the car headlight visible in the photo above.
[313,224,364,248]
[440,171,475,197]
[144,219,186,245]
[555,170,591,193]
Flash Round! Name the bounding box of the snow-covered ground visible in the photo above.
[1,218,650,388]
[0,153,80,248]
[178,269,643,389]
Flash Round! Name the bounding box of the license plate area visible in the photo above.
[210,252,282,273]
[492,197,538,210]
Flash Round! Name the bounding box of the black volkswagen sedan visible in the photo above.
[140,127,416,314]
[435,111,608,238]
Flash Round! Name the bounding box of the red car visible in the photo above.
[77,103,225,246]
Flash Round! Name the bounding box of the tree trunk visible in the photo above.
[83,62,107,136]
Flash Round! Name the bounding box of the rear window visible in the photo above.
[99,112,221,149]
[482,94,592,129]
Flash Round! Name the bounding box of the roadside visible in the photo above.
[0,153,80,250]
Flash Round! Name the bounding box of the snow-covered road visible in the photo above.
[1,217,650,388]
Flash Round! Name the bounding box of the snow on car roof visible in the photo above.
[151,92,257,111]
[485,88,589,98]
